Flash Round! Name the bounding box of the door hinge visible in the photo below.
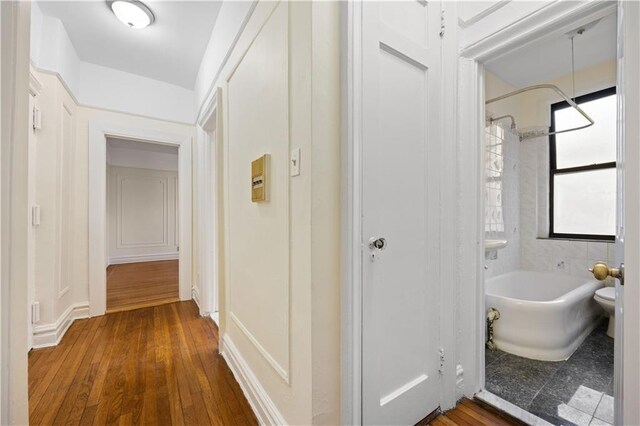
[439,9,445,38]
[439,348,445,375]
[32,106,42,130]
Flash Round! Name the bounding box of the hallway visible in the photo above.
[107,260,180,313]
[28,301,257,425]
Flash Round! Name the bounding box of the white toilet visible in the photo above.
[594,287,616,338]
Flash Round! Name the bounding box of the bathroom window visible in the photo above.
[549,87,616,240]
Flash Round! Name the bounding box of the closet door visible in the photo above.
[361,1,443,424]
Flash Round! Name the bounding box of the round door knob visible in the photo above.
[589,261,622,281]
[369,237,386,250]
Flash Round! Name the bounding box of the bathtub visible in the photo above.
[485,270,604,361]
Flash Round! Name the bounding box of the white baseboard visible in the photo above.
[108,252,178,265]
[32,302,90,348]
[221,335,286,426]
[192,285,201,309]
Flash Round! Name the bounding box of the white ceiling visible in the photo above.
[37,1,223,89]
[485,13,616,88]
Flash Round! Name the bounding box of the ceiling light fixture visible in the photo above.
[107,0,155,29]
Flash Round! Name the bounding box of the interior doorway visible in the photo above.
[474,4,626,425]
[88,123,192,317]
[195,88,222,322]
[105,138,180,313]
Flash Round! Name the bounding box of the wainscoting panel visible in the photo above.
[108,166,178,264]
[226,2,290,383]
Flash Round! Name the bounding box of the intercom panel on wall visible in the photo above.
[251,154,269,202]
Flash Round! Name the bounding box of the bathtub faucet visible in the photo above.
[486,307,501,351]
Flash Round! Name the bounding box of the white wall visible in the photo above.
[107,166,178,265]
[1,2,31,423]
[193,0,256,117]
[78,62,195,124]
[30,69,195,345]
[193,2,341,424]
[459,1,552,51]
[107,143,178,172]
[30,2,195,124]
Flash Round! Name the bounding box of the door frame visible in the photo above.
[457,1,639,424]
[26,70,42,350]
[88,122,192,316]
[341,1,459,423]
[195,87,223,321]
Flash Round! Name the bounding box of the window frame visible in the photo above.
[549,86,616,241]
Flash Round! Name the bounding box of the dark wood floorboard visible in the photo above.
[428,399,521,425]
[29,300,257,426]
[107,260,179,313]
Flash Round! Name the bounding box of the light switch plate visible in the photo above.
[290,148,300,177]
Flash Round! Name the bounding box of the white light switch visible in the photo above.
[290,148,300,177]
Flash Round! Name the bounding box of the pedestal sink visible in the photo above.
[485,239,507,260]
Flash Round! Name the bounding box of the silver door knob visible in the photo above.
[369,237,387,250]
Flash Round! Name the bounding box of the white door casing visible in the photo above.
[195,87,222,318]
[88,123,192,316]
[361,1,443,424]
[27,92,36,349]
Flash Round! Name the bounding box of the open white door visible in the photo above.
[616,2,640,424]
[361,1,443,424]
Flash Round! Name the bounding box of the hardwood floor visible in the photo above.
[428,399,521,425]
[29,301,257,426]
[107,260,179,313]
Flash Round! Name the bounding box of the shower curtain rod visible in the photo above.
[485,83,595,141]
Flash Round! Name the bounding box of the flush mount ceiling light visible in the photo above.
[107,0,155,29]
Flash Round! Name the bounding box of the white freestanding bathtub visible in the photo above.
[485,270,604,361]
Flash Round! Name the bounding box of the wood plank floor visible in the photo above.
[107,260,179,313]
[29,301,257,426]
[429,399,520,425]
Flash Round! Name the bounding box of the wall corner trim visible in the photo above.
[32,302,90,348]
[455,364,465,398]
[221,335,287,426]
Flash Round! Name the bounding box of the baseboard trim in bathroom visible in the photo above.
[475,390,553,426]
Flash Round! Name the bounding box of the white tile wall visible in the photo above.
[484,129,614,285]
[485,123,520,278]
[519,136,615,286]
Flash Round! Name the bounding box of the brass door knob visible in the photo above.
[589,261,623,282]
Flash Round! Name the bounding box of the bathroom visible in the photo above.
[481,10,618,426]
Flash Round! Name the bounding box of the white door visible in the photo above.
[361,1,443,424]
[614,2,639,423]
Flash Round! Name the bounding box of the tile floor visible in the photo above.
[486,321,614,426]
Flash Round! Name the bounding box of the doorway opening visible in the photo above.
[89,123,192,317]
[105,138,180,313]
[479,7,619,425]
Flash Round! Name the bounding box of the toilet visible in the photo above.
[594,287,616,338]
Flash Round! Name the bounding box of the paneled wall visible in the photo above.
[195,2,341,424]
[30,69,195,347]
[107,166,178,265]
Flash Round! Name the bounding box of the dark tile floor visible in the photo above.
[486,321,615,426]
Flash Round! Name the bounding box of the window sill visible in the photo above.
[536,237,614,243]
